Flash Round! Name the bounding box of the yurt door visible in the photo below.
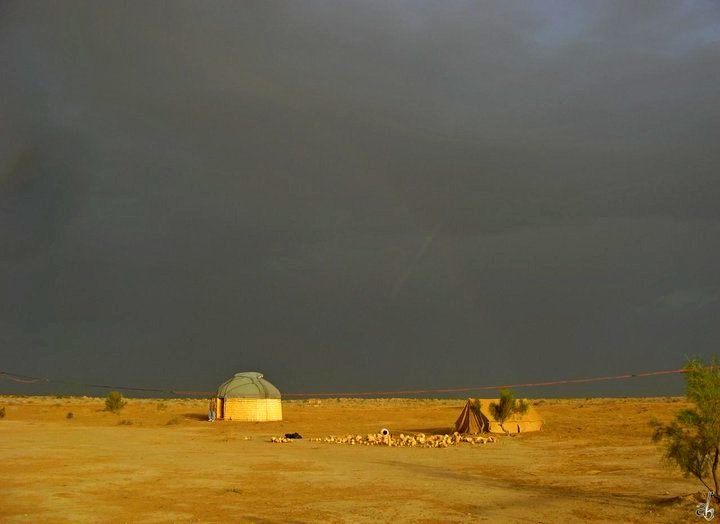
[217,398,224,419]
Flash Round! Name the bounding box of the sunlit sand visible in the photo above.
[0,396,702,522]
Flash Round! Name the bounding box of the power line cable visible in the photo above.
[0,367,690,398]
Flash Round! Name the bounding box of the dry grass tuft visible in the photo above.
[104,391,127,414]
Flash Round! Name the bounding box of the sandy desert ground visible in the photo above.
[0,395,713,523]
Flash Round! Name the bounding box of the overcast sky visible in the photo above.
[2,1,719,397]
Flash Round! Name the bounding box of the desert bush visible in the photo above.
[490,389,528,424]
[66,412,74,419]
[104,391,127,413]
[469,399,482,418]
[0,406,5,419]
[652,357,720,500]
[156,402,168,411]
[117,419,133,425]
[166,416,180,425]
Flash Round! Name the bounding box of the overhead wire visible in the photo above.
[0,366,691,398]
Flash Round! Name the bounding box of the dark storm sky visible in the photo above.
[2,1,720,397]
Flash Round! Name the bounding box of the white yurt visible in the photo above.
[214,371,282,421]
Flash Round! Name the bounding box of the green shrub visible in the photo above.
[469,399,482,418]
[652,357,720,499]
[104,391,127,413]
[490,389,528,424]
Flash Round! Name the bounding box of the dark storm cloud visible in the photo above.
[1,1,719,396]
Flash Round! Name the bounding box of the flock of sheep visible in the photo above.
[271,431,496,447]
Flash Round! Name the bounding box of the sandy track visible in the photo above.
[0,396,708,523]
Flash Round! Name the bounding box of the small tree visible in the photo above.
[469,399,483,418]
[651,358,720,500]
[490,389,528,424]
[104,391,127,414]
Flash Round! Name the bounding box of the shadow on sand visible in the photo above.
[183,413,208,421]
[398,426,455,435]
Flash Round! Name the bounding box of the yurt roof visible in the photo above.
[217,372,281,399]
